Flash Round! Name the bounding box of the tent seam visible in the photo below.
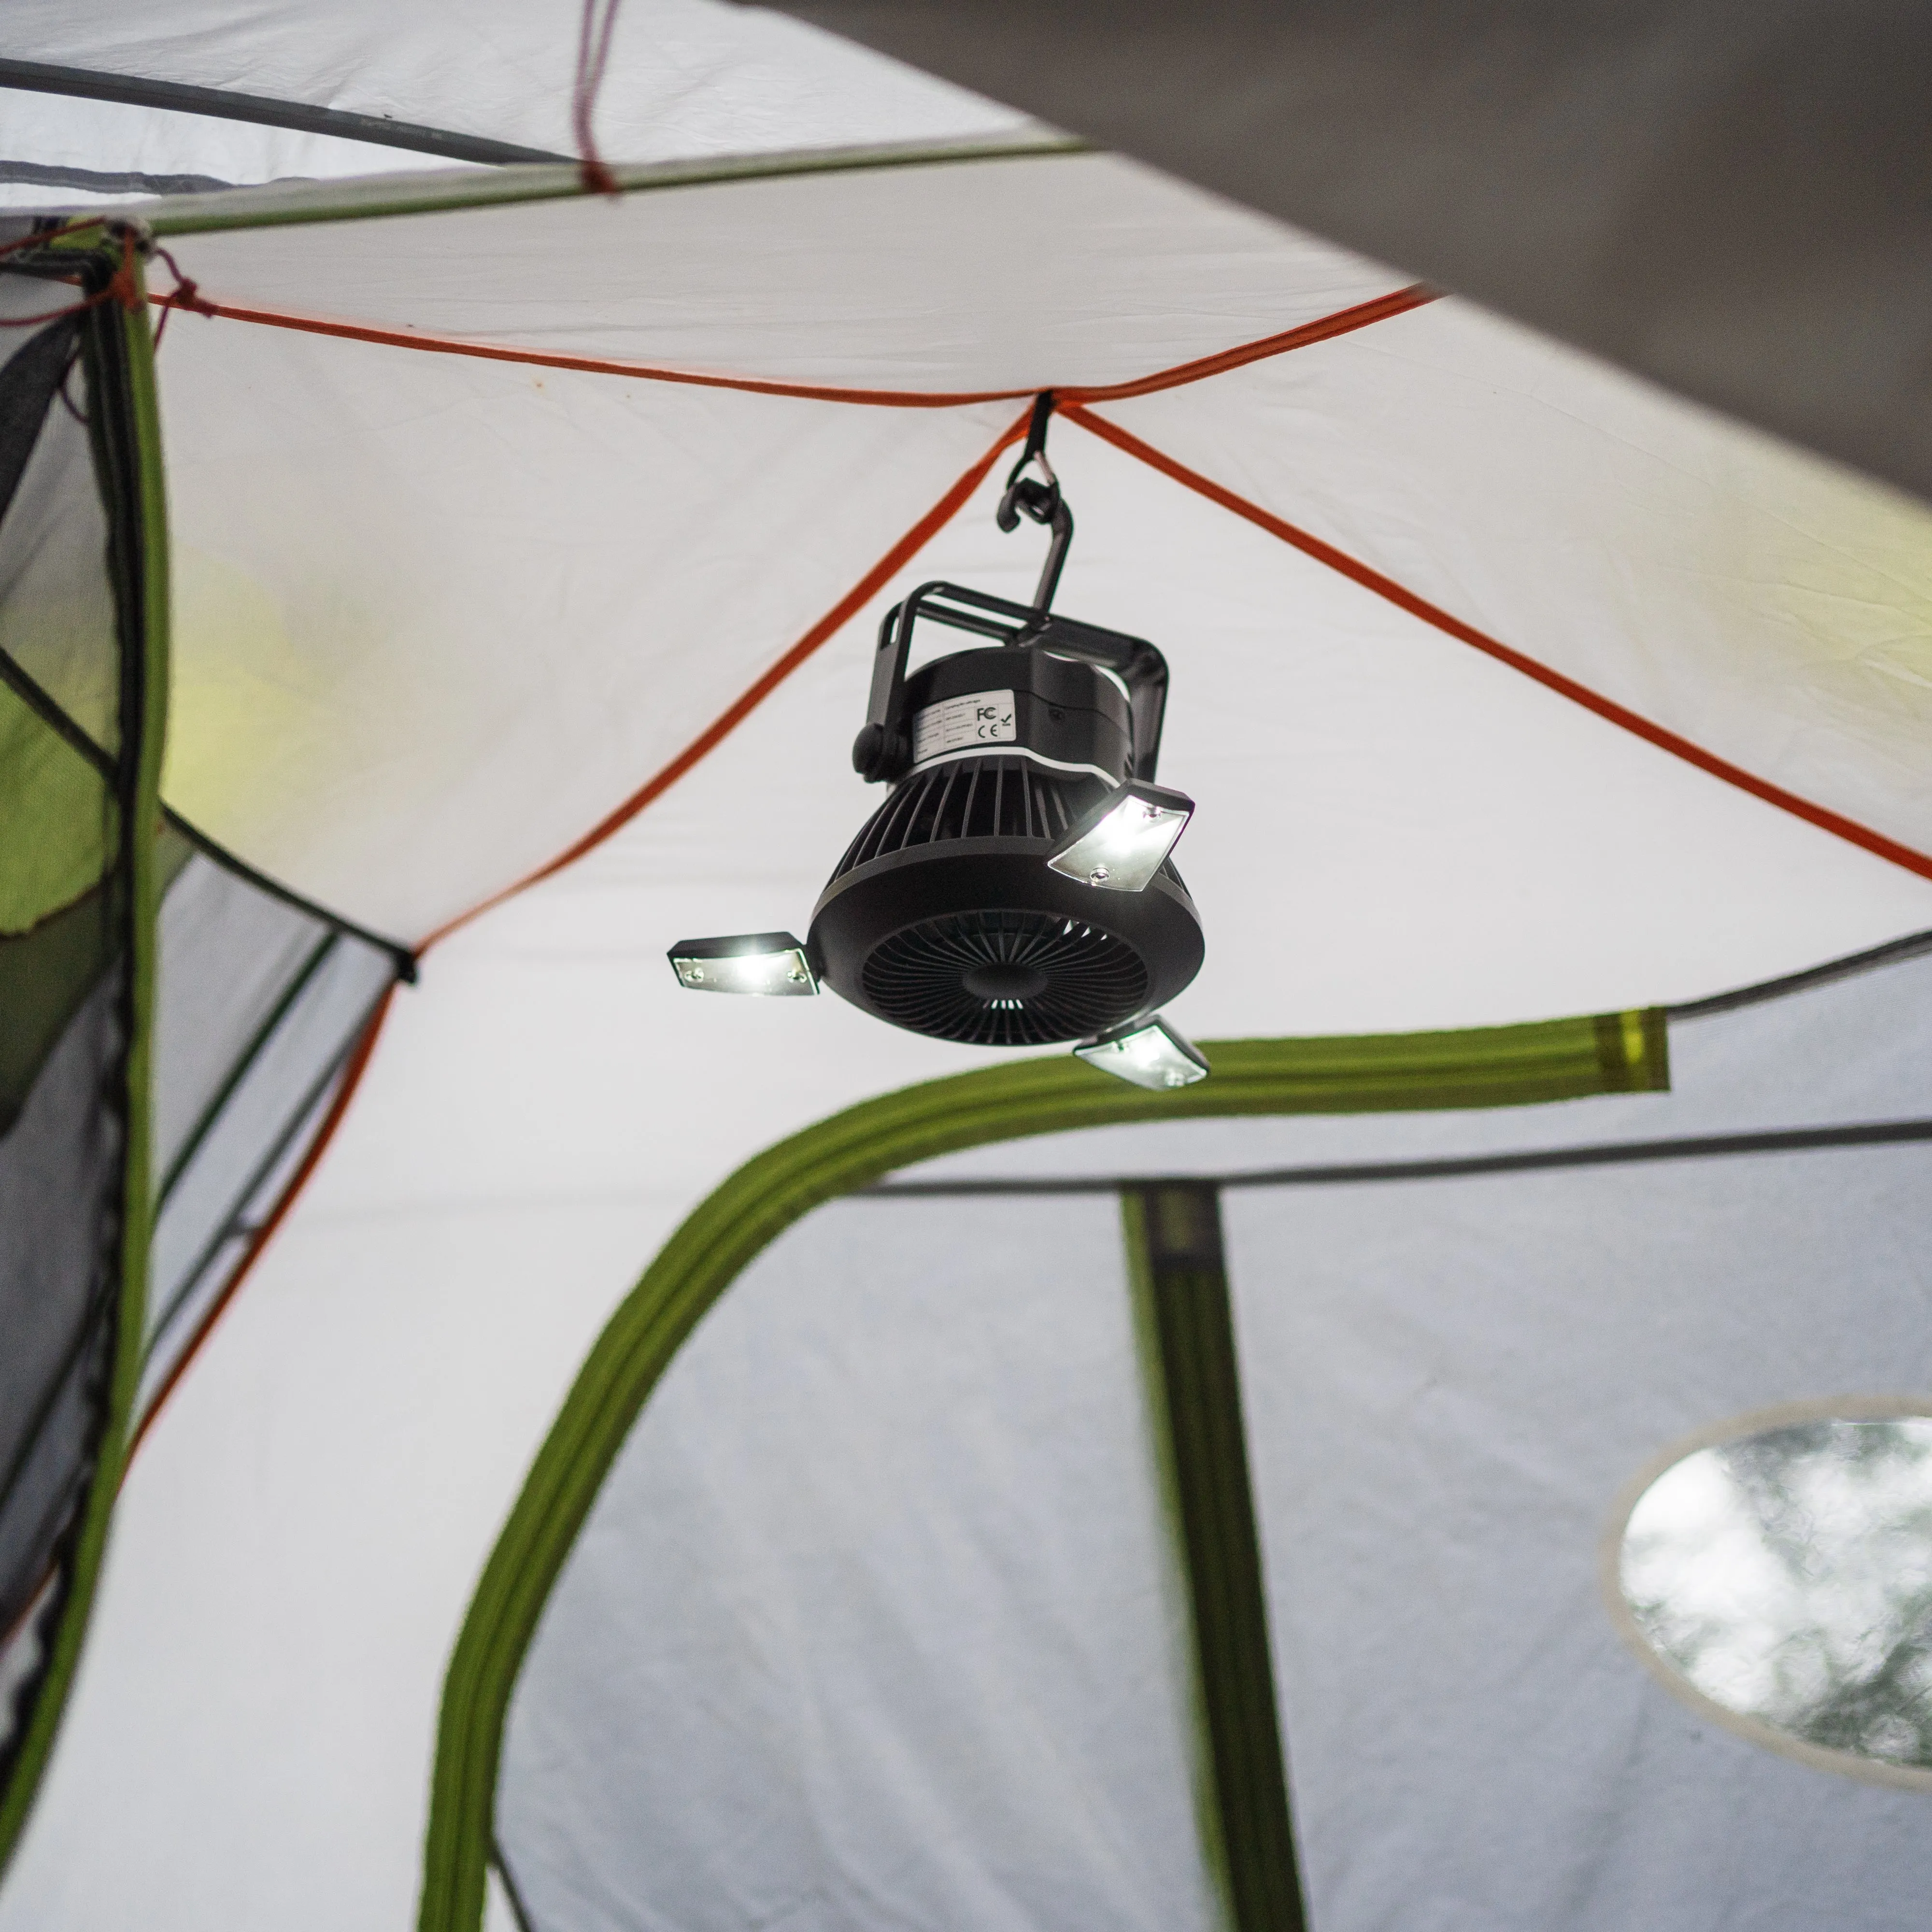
[147,283,1433,411]
[1058,402,1932,886]
[142,136,1090,240]
[415,409,1035,950]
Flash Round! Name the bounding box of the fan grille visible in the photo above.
[862,907,1149,1046]
[830,756,1110,883]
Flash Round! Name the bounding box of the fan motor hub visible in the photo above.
[962,959,1051,1002]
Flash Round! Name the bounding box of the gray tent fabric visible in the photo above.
[765,0,1932,507]
[1223,1057,1932,1923]
[486,931,1932,1930]
[901,938,1932,1925]
[1229,1149,1932,1932]
[497,1193,1223,1932]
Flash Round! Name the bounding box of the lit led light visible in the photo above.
[667,932,818,995]
[1074,1014,1209,1089]
[1047,781,1194,892]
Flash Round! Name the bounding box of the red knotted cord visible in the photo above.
[147,242,216,352]
[572,0,624,196]
[55,363,88,426]
[0,227,142,329]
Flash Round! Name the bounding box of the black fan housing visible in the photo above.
[808,594,1203,1046]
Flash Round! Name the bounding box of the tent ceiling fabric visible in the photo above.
[153,320,1019,940]
[136,146,1932,961]
[151,152,1397,382]
[1097,302,1932,870]
[762,0,1932,508]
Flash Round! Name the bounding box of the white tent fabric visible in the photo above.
[2,7,1932,1931]
[1109,313,1932,864]
[130,147,1932,945]
[11,345,1932,1932]
[12,0,1025,158]
[0,0,1024,189]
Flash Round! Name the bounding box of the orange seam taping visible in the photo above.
[416,409,1035,950]
[154,291,1035,407]
[1066,285,1435,402]
[116,422,1025,1442]
[1059,400,1932,886]
[150,284,1432,410]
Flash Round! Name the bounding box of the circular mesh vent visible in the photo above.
[861,907,1150,1046]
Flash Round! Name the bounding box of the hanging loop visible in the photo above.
[997,392,1073,613]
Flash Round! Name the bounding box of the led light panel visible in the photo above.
[667,932,818,995]
[1047,781,1194,892]
[1074,1014,1210,1089]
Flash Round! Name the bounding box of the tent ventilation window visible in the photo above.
[1612,1407,1932,1785]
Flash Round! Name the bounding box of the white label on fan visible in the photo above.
[911,689,1017,764]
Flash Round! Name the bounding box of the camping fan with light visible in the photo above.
[668,402,1209,1089]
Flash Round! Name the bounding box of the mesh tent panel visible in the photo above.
[0,239,157,1838]
[0,227,406,1859]
[140,851,398,1417]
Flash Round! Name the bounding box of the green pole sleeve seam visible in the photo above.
[142,135,1088,239]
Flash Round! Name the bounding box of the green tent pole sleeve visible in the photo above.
[418,1009,1664,1932]
[1125,1184,1305,1932]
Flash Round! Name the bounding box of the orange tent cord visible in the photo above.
[119,421,1027,1458]
[122,984,398,1470]
[150,283,1434,411]
[1058,400,1932,886]
[120,273,1932,1456]
[1069,284,1434,402]
[407,292,1436,948]
[415,407,1036,950]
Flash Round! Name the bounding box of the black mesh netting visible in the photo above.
[0,245,405,1795]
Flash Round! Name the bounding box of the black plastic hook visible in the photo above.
[997,392,1072,613]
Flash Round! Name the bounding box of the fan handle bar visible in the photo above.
[852,580,1169,787]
